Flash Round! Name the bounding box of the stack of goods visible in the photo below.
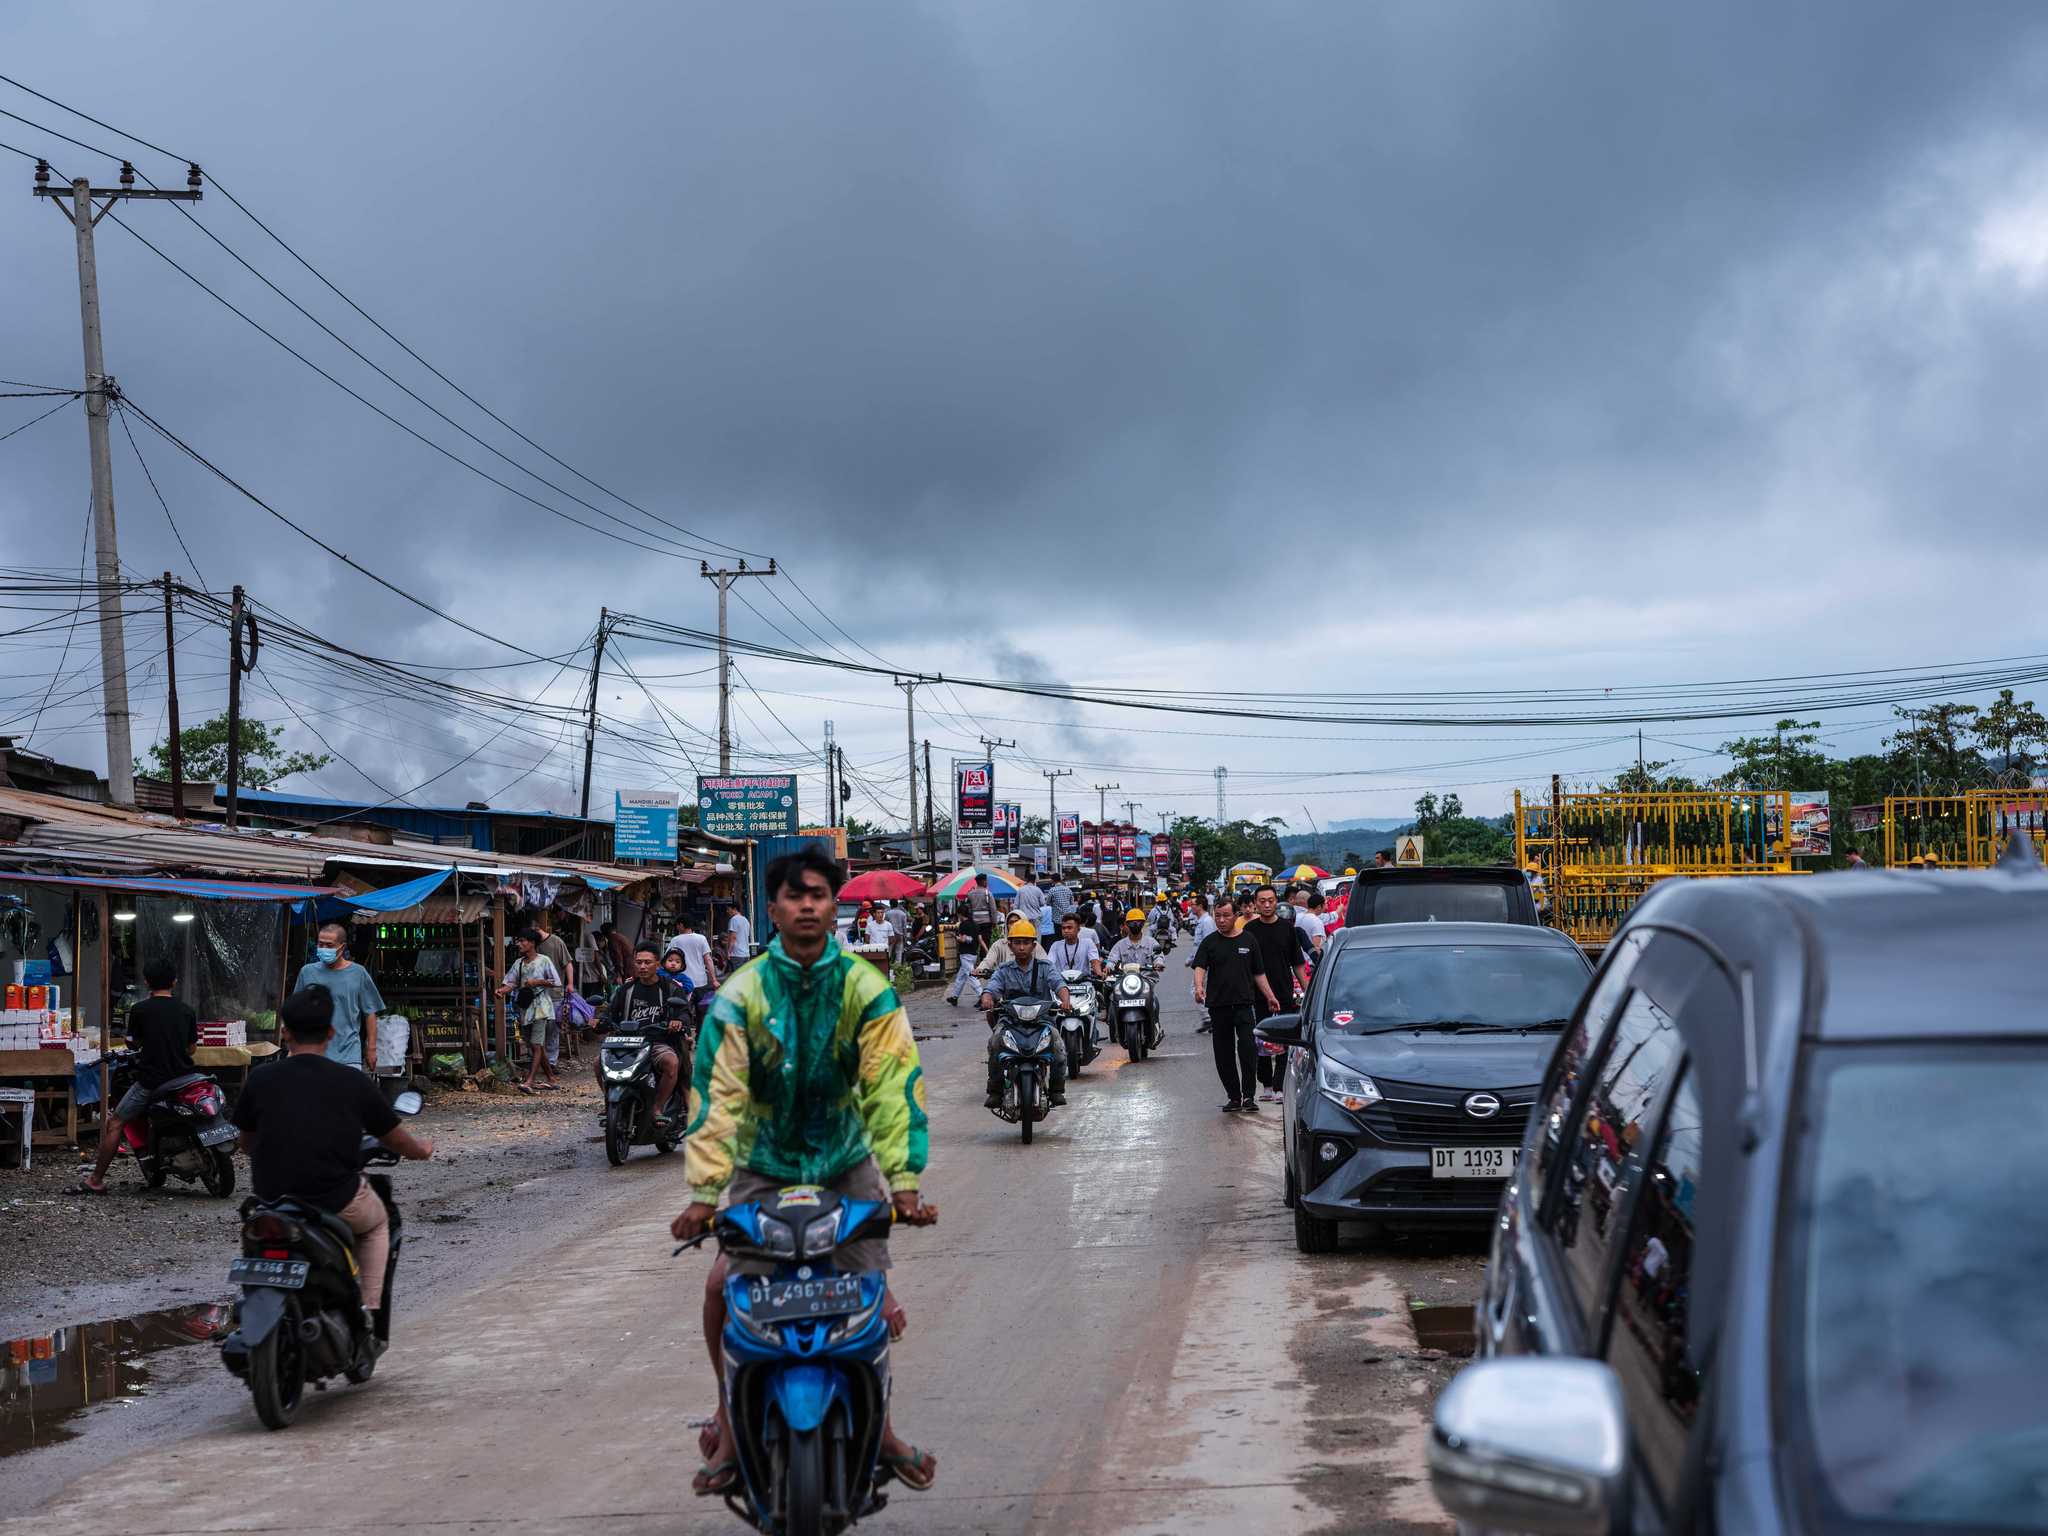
[196,1019,249,1048]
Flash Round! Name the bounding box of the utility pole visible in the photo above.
[923,739,936,869]
[1214,766,1228,825]
[578,608,608,820]
[698,557,776,773]
[1302,805,1321,869]
[34,158,203,805]
[1042,768,1073,865]
[1121,799,1144,827]
[223,585,257,830]
[161,574,183,820]
[896,679,920,837]
[824,720,836,825]
[1094,781,1120,826]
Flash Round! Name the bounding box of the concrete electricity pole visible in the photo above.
[698,558,775,773]
[823,720,836,825]
[1042,768,1073,858]
[1214,766,1228,824]
[895,679,920,835]
[578,608,608,820]
[1121,799,1144,828]
[1094,781,1120,825]
[34,158,203,805]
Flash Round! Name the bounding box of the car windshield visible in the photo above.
[1317,945,1587,1033]
[1781,1045,2048,1533]
[1367,881,1512,924]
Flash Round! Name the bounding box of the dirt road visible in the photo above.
[2,979,1481,1534]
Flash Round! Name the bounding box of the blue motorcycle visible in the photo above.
[683,1185,898,1535]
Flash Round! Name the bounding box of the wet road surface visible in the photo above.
[2,977,1482,1534]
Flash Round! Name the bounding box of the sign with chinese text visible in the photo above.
[696,774,799,838]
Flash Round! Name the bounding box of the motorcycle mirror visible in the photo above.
[391,1090,424,1116]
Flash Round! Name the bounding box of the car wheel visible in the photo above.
[1293,1203,1338,1255]
[1283,1159,1298,1210]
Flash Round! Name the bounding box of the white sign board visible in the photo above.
[1394,833,1425,867]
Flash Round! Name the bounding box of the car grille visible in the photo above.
[1360,1079,1535,1146]
[1358,1168,1509,1213]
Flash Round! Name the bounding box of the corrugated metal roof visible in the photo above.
[0,786,696,891]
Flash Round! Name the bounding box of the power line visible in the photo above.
[113,402,204,585]
[0,395,77,444]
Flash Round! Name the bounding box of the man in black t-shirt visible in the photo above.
[233,989,432,1319]
[1193,899,1282,1112]
[1243,884,1306,1098]
[603,942,693,1115]
[83,956,199,1193]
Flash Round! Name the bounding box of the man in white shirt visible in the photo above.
[725,908,753,965]
[1046,912,1102,979]
[1186,897,1218,1022]
[1286,885,1326,956]
[665,914,719,991]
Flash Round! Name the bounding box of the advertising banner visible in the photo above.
[1057,813,1080,858]
[1135,833,1153,869]
[1152,838,1171,871]
[1080,823,1098,864]
[1006,803,1024,855]
[1764,791,1831,857]
[695,774,798,838]
[614,789,679,861]
[956,762,993,831]
[1118,827,1137,866]
[1181,840,1196,872]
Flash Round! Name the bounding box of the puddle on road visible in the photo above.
[1407,1301,1477,1357]
[2,1301,229,1458]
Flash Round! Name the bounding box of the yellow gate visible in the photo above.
[1882,791,2046,867]
[1516,787,1797,950]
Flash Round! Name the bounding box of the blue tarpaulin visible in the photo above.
[325,869,453,913]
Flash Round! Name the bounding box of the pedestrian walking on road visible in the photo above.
[497,929,562,1094]
[291,920,386,1073]
[1244,885,1304,1101]
[725,905,754,966]
[535,911,578,1066]
[958,872,998,955]
[1194,899,1280,1112]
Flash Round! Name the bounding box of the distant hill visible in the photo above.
[1328,817,1415,832]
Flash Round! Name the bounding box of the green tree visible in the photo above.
[1888,702,1986,790]
[1019,813,1050,846]
[1606,759,1700,794]
[1971,689,2048,778]
[136,712,330,790]
[1714,719,1826,790]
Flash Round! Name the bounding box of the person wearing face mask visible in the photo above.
[290,920,387,1072]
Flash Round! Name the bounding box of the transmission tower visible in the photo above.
[1214,766,1228,824]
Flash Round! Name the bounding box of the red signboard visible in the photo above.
[1152,839,1170,870]
[1180,841,1196,871]
[1118,829,1137,865]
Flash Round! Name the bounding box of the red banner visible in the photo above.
[1080,824,1098,861]
[1118,829,1137,865]
[1180,841,1196,871]
[1151,839,1170,870]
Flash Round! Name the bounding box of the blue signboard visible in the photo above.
[615,789,679,861]
[698,773,800,838]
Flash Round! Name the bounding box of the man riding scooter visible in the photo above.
[601,942,692,1118]
[670,847,938,1499]
[980,918,1072,1108]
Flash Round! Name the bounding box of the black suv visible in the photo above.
[1258,922,1592,1253]
[1342,866,1539,927]
[1430,864,2048,1534]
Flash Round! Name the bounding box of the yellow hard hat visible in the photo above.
[1154,892,1167,903]
[1006,916,1037,940]
[1342,867,1357,877]
[1125,907,1147,924]
[1920,852,1941,867]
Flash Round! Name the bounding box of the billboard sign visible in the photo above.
[1152,837,1170,871]
[956,762,993,831]
[1080,823,1097,865]
[1764,791,1831,858]
[696,774,799,838]
[614,789,679,861]
[1006,802,1024,855]
[1118,827,1137,866]
[1180,840,1196,872]
[1057,813,1080,858]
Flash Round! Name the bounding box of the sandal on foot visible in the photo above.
[693,1458,741,1496]
[878,1445,937,1491]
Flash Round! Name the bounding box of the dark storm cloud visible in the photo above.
[5,1,2048,817]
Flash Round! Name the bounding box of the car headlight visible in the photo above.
[754,1214,797,1258]
[1317,1059,1382,1114]
[798,1207,843,1260]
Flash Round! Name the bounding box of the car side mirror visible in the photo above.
[1254,1013,1303,1048]
[391,1090,424,1117]
[1429,1358,1629,1535]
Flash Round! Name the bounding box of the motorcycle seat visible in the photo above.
[154,1071,209,1095]
[259,1197,360,1254]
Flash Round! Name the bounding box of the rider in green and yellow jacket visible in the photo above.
[673,846,939,1498]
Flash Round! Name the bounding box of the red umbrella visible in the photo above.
[840,869,927,901]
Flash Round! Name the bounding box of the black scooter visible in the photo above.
[1110,962,1162,1061]
[989,999,1062,1145]
[599,1012,696,1166]
[219,1090,423,1429]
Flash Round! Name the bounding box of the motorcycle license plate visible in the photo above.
[1430,1146,1519,1180]
[198,1123,237,1147]
[229,1257,309,1289]
[745,1272,864,1325]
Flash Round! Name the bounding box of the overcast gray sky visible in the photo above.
[5,1,2047,833]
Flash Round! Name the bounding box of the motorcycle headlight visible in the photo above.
[1119,974,1144,996]
[798,1207,844,1260]
[1000,1028,1027,1053]
[1316,1059,1382,1114]
[754,1214,797,1259]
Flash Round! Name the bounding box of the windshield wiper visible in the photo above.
[1363,1019,1569,1036]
